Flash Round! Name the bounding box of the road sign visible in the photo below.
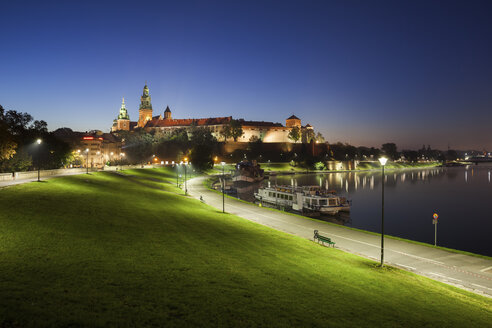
[432,213,439,246]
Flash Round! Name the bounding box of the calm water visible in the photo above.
[236,164,492,257]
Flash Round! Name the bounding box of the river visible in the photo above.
[235,164,492,257]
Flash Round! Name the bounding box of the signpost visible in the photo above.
[432,213,439,246]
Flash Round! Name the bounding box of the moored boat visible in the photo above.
[254,185,349,215]
[232,160,264,183]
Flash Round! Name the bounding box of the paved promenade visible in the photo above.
[188,176,492,298]
[0,171,87,188]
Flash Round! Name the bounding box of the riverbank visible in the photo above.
[0,167,490,326]
[207,161,440,176]
[204,175,491,261]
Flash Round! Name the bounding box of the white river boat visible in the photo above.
[254,185,349,215]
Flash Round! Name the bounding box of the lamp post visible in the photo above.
[184,157,188,195]
[175,163,179,187]
[36,139,42,182]
[221,161,225,213]
[379,157,388,266]
[85,148,90,174]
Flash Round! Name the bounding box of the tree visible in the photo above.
[169,128,189,143]
[32,120,48,133]
[402,150,419,162]
[189,127,217,170]
[288,126,301,143]
[0,121,16,160]
[248,136,263,160]
[315,132,325,143]
[382,143,399,160]
[302,129,315,143]
[219,125,231,142]
[446,149,458,161]
[328,142,357,160]
[124,129,155,164]
[229,119,244,142]
[0,148,31,172]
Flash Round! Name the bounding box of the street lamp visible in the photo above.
[221,161,225,213]
[378,157,388,266]
[175,163,180,187]
[85,148,89,174]
[183,157,188,195]
[36,139,42,182]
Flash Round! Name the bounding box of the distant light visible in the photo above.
[379,157,388,166]
[161,161,164,164]
[165,161,169,165]
[221,161,225,166]
[85,148,89,152]
[83,136,94,140]
[172,161,175,164]
[36,139,42,144]
[77,149,81,153]
[96,151,100,155]
[110,152,114,155]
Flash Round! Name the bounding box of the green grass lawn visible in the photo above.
[0,168,490,327]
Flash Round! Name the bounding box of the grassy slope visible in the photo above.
[0,168,490,327]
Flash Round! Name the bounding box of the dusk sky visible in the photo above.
[1,0,491,150]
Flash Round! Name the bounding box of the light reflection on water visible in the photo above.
[236,164,492,256]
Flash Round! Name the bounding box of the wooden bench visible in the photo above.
[313,230,335,247]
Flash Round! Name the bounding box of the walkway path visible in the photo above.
[188,176,492,298]
[0,171,89,188]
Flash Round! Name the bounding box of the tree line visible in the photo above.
[0,104,461,173]
[0,105,72,173]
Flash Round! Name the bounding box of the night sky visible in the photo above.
[1,0,491,150]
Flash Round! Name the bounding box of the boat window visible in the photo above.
[329,199,337,206]
[319,199,327,205]
[289,195,293,200]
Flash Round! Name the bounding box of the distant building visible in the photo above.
[54,129,123,168]
[111,84,314,143]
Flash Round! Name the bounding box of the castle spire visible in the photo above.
[138,83,153,127]
[141,83,151,106]
[118,97,129,120]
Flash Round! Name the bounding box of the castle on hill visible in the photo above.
[112,84,313,143]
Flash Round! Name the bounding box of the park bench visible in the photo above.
[313,230,335,247]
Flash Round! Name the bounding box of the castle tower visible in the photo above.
[286,114,301,128]
[138,83,153,127]
[112,97,130,131]
[164,106,172,120]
